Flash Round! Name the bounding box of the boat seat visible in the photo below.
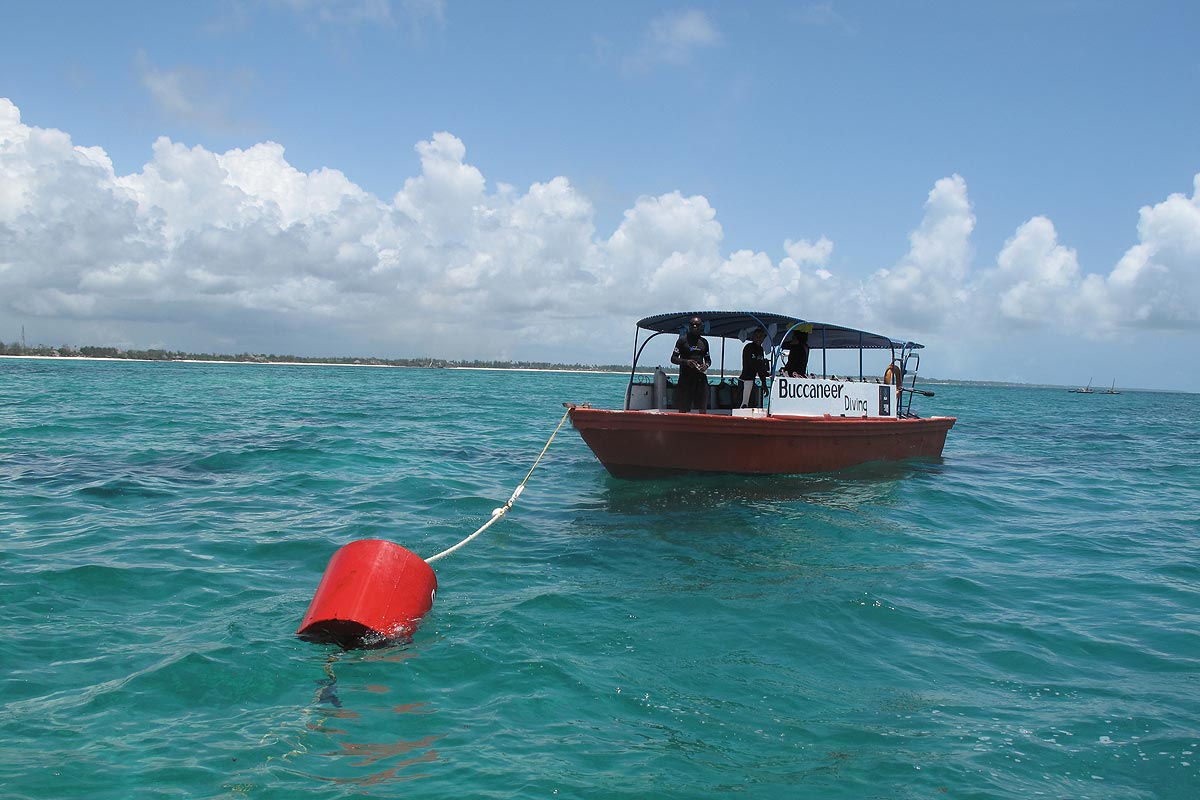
[714,381,736,408]
[654,367,669,409]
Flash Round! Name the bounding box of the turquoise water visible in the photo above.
[1,358,1197,799]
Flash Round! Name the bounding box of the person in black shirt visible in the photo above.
[739,328,769,407]
[671,316,711,413]
[783,328,810,377]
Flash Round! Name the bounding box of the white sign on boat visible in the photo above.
[770,376,896,419]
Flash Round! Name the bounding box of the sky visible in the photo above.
[1,1,1199,391]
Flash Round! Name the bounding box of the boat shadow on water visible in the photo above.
[594,457,946,514]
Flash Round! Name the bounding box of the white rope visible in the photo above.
[424,407,571,564]
[269,410,574,765]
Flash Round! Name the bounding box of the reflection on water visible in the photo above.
[328,734,442,768]
[595,458,944,512]
[308,747,440,787]
[279,647,444,787]
[314,674,342,708]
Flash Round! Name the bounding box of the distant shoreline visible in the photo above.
[0,353,637,376]
[1,353,409,368]
[2,353,1186,393]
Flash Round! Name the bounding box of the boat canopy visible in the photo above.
[636,310,923,351]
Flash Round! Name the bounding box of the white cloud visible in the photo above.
[3,97,1199,369]
[793,2,858,35]
[136,52,253,131]
[971,174,1200,337]
[650,9,721,61]
[1098,175,1200,330]
[599,195,843,321]
[784,236,833,268]
[989,216,1082,327]
[393,132,487,245]
[622,9,722,72]
[265,0,446,38]
[139,63,195,119]
[605,191,723,298]
[866,174,974,331]
[277,0,396,27]
[865,172,1200,342]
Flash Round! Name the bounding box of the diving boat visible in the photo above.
[567,311,956,478]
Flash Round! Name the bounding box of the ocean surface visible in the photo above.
[1,357,1197,799]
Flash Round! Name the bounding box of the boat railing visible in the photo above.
[629,368,917,414]
[620,313,936,419]
[896,351,923,418]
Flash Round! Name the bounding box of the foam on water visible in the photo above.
[1,359,1197,798]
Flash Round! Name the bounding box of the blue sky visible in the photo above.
[2,1,1199,390]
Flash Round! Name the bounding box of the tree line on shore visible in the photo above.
[2,340,1104,388]
[3,339,1093,389]
[0,340,632,372]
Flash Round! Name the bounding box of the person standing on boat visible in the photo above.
[739,328,769,408]
[783,327,810,377]
[672,316,711,413]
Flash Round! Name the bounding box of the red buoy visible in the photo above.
[297,539,437,649]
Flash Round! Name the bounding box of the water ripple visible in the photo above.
[1,361,1197,798]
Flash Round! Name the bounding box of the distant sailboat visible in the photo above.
[1069,378,1094,394]
[1102,379,1120,395]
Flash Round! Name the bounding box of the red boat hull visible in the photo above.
[568,408,956,478]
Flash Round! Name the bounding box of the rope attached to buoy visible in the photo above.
[424,406,572,564]
[295,407,574,650]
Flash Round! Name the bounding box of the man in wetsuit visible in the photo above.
[671,316,711,413]
[739,328,769,408]
[783,328,810,377]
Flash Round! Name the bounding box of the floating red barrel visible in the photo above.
[297,539,437,649]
